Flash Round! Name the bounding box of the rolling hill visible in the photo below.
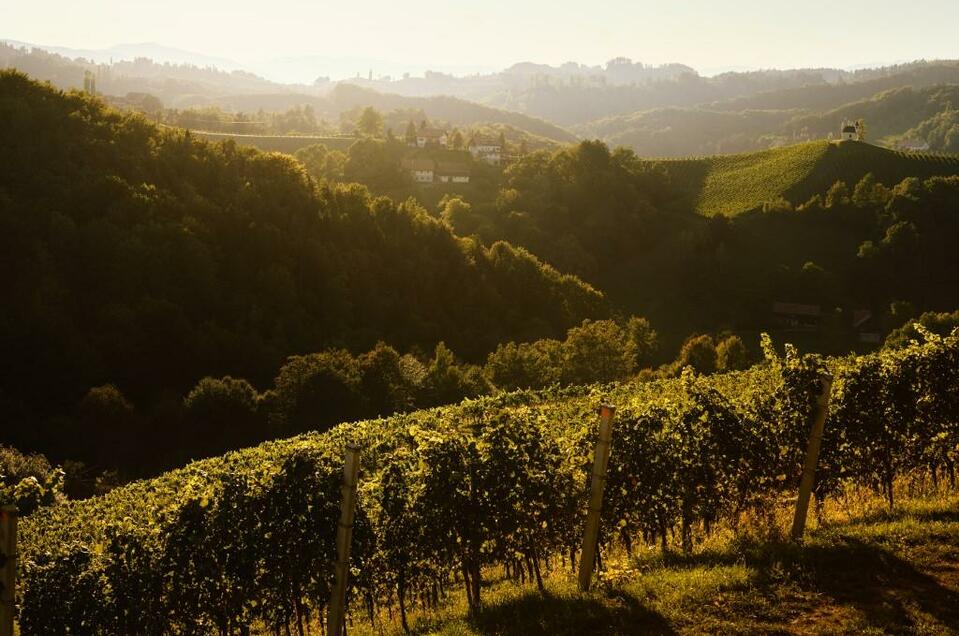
[653,140,959,217]
[578,66,959,157]
[0,42,576,145]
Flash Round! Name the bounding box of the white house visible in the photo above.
[405,158,435,183]
[435,162,471,184]
[841,121,858,141]
[468,135,503,165]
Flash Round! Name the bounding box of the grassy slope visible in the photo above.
[382,494,959,635]
[655,140,959,217]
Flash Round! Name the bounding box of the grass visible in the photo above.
[655,140,959,217]
[350,489,959,635]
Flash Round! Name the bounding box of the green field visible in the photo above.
[654,140,959,217]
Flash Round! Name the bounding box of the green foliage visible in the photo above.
[183,376,264,455]
[293,143,346,181]
[716,335,749,372]
[356,106,385,137]
[484,316,658,392]
[675,334,718,375]
[560,319,635,385]
[0,446,64,515]
[0,71,605,474]
[15,327,959,633]
[885,310,959,349]
[656,140,959,217]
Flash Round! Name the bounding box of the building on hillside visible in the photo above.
[468,135,503,165]
[416,127,449,148]
[772,301,822,331]
[404,158,435,183]
[435,162,471,184]
[840,121,858,141]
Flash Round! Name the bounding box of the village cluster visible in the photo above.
[401,128,504,185]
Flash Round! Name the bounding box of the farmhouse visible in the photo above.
[415,127,449,148]
[435,162,471,184]
[468,135,503,165]
[404,158,435,183]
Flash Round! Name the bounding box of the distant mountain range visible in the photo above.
[0,39,498,84]
[3,37,958,156]
[1,39,245,72]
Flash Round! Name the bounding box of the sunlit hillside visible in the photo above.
[655,140,959,217]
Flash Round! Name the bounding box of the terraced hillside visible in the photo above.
[654,140,959,217]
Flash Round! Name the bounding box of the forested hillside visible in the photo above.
[0,71,603,473]
[442,140,959,353]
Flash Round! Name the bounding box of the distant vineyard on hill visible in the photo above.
[653,140,959,217]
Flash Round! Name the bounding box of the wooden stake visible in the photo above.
[0,505,16,636]
[578,405,615,592]
[328,444,361,636]
[791,375,833,542]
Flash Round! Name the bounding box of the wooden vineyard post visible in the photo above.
[0,505,16,636]
[578,405,615,592]
[791,374,834,542]
[328,444,361,636]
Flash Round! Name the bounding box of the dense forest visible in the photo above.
[437,140,959,351]
[0,71,604,478]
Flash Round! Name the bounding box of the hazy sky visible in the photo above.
[7,0,959,80]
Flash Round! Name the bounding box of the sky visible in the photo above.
[6,0,959,82]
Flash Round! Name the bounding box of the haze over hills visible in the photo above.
[5,38,959,157]
[0,39,246,72]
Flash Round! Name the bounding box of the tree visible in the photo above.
[422,342,487,406]
[675,334,718,375]
[183,376,263,455]
[294,143,346,182]
[343,137,409,191]
[75,385,137,469]
[358,342,422,416]
[561,319,634,385]
[825,180,851,208]
[856,118,867,142]
[885,310,959,349]
[357,106,384,137]
[268,351,363,436]
[624,316,659,369]
[716,335,749,372]
[450,129,464,150]
[404,120,417,145]
[484,339,563,390]
[439,195,474,229]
